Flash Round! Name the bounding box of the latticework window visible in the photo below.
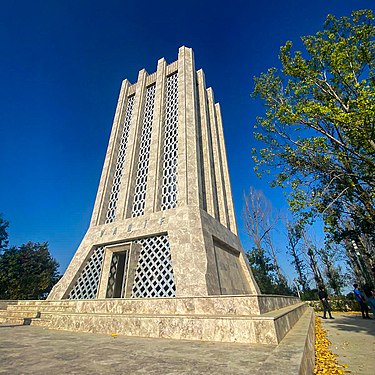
[131,235,176,298]
[105,95,135,223]
[67,235,176,299]
[131,84,156,217]
[68,247,104,299]
[105,252,120,298]
[161,73,179,210]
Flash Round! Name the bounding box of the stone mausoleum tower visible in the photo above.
[49,46,259,300]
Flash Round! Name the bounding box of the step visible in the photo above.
[30,318,51,327]
[43,302,307,345]
[4,310,40,319]
[4,317,28,325]
[13,295,300,316]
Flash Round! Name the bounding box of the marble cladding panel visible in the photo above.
[46,313,281,344]
[49,205,259,300]
[12,296,299,316]
[273,303,308,342]
[0,300,17,310]
[257,296,300,313]
[300,309,316,375]
[214,242,251,294]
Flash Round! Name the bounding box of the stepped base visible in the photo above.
[2,295,307,345]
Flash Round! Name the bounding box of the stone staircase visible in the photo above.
[0,300,18,324]
[0,295,309,345]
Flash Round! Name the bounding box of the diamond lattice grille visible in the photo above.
[131,235,176,298]
[161,73,179,210]
[68,247,104,299]
[131,84,156,217]
[105,252,120,298]
[67,235,176,299]
[105,95,135,223]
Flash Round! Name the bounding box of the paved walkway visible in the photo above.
[0,324,275,375]
[320,312,375,375]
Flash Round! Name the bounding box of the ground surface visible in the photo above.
[2,312,372,374]
[320,312,375,375]
[0,324,275,375]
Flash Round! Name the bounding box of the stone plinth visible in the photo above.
[3,296,307,345]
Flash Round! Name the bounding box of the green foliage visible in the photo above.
[286,221,309,292]
[252,10,375,277]
[246,247,294,295]
[319,244,345,295]
[0,214,9,251]
[308,296,361,312]
[0,242,60,300]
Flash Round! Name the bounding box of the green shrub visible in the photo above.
[308,297,360,312]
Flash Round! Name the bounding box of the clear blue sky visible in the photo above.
[1,0,373,275]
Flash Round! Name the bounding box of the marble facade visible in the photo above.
[48,46,259,301]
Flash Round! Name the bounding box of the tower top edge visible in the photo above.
[122,47,200,87]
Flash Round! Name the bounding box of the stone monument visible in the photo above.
[48,46,259,301]
[2,48,311,357]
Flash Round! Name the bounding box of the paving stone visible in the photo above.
[320,313,375,375]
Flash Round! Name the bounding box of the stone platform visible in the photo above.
[0,308,315,375]
[1,295,307,345]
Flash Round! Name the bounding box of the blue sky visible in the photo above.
[1,0,373,276]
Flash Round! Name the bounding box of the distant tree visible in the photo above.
[286,221,309,294]
[246,247,293,295]
[252,10,375,280]
[0,214,9,251]
[246,247,277,294]
[243,187,291,293]
[319,243,345,295]
[0,242,60,299]
[301,231,324,288]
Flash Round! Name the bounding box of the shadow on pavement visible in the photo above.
[321,314,375,336]
[0,324,27,328]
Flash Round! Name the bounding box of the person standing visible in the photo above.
[318,286,334,319]
[363,284,375,318]
[353,284,371,319]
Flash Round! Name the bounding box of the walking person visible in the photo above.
[363,283,375,318]
[318,285,334,319]
[353,284,372,319]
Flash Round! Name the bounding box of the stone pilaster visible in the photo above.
[117,69,147,220]
[207,88,228,228]
[90,79,130,226]
[215,103,237,234]
[177,46,201,207]
[196,70,217,218]
[144,58,167,214]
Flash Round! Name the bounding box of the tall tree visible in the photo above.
[286,221,309,293]
[252,10,375,278]
[319,243,345,295]
[0,242,60,299]
[246,247,278,294]
[243,187,291,293]
[301,231,324,288]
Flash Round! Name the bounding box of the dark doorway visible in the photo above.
[106,251,129,298]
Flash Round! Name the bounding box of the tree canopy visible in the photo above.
[252,10,375,281]
[0,217,60,300]
[0,215,9,251]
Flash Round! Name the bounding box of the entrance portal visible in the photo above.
[96,242,142,299]
[106,251,129,298]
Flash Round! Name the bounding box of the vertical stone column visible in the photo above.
[215,103,238,235]
[90,79,130,226]
[207,88,228,228]
[117,69,147,220]
[144,58,167,214]
[177,46,201,207]
[196,70,218,218]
